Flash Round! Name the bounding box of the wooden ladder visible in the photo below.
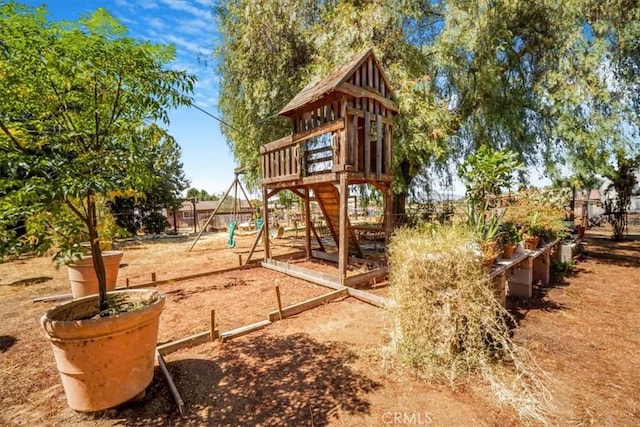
[313,183,363,258]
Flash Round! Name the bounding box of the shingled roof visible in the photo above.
[278,48,396,117]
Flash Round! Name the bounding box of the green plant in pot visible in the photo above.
[522,214,546,250]
[0,5,194,412]
[499,222,520,259]
[467,201,505,268]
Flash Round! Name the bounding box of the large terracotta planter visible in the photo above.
[40,289,165,412]
[67,251,123,298]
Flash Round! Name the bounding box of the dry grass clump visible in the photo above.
[386,224,552,424]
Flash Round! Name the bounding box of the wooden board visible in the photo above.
[267,288,348,322]
[220,319,272,342]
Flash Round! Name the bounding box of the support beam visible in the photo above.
[304,188,312,258]
[245,225,265,265]
[262,186,271,259]
[338,173,349,284]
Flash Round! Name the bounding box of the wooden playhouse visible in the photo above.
[259,48,398,287]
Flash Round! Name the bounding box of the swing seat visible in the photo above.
[228,221,237,248]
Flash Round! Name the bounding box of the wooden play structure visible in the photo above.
[258,48,398,286]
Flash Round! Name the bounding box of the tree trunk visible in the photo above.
[172,206,178,234]
[391,158,413,226]
[87,191,107,310]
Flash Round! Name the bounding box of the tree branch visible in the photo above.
[0,120,28,153]
[64,197,90,227]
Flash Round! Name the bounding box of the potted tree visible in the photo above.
[0,5,194,412]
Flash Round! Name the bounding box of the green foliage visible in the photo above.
[140,211,170,235]
[466,201,505,242]
[277,190,297,210]
[0,3,194,308]
[602,152,640,240]
[186,188,218,202]
[458,146,523,206]
[501,222,521,245]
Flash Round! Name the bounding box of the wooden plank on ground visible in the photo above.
[267,288,348,322]
[220,319,271,342]
[343,267,388,287]
[32,262,262,303]
[156,350,186,416]
[347,288,390,308]
[32,293,73,303]
[156,331,211,356]
[262,259,343,290]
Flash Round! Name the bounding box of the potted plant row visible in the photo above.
[0,6,194,412]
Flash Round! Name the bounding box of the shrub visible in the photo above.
[386,224,552,423]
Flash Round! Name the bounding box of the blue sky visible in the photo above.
[24,0,239,196]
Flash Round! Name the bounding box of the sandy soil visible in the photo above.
[1,226,639,426]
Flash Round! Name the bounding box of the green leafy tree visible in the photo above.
[108,130,189,235]
[602,152,640,240]
[185,187,219,201]
[214,0,640,216]
[0,4,194,309]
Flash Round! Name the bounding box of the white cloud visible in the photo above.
[159,0,213,21]
[143,17,166,31]
[165,34,206,55]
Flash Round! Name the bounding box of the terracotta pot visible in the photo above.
[502,243,517,259]
[67,251,123,298]
[524,236,540,250]
[480,241,498,269]
[40,289,165,412]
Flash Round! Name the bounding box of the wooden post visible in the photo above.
[384,184,393,260]
[238,254,242,266]
[364,111,371,179]
[351,114,359,169]
[338,174,349,284]
[126,278,130,289]
[376,115,383,180]
[210,309,216,341]
[275,285,283,320]
[262,186,271,259]
[151,272,156,282]
[304,188,312,258]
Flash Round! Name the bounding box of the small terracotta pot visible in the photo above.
[502,243,517,259]
[67,251,123,298]
[41,289,165,412]
[524,236,540,250]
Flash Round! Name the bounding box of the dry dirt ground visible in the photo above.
[1,226,639,426]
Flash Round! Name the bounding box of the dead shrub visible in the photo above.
[386,224,552,424]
